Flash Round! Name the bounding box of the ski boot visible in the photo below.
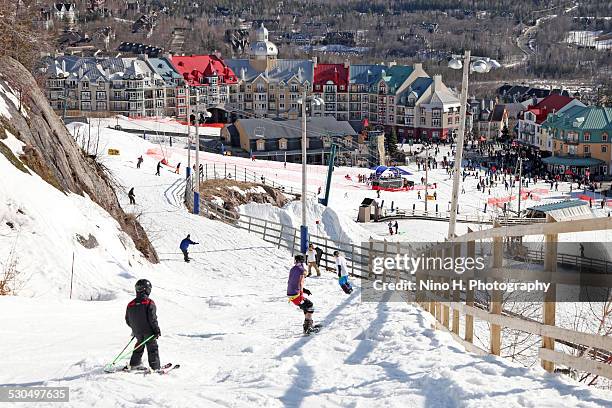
[303,318,313,334]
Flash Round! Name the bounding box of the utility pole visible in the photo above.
[517,156,523,216]
[300,89,308,254]
[447,50,471,239]
[193,88,200,214]
[425,144,429,212]
[186,85,191,179]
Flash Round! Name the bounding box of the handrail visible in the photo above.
[199,162,317,198]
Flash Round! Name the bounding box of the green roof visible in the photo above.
[542,155,604,166]
[527,200,587,213]
[543,106,612,131]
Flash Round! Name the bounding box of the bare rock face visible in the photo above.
[0,56,158,263]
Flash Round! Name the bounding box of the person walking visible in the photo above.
[156,161,162,176]
[179,234,198,262]
[393,220,399,235]
[136,156,143,169]
[388,221,394,235]
[175,162,181,174]
[125,279,161,371]
[306,243,321,277]
[128,187,136,205]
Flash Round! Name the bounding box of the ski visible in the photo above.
[139,363,180,375]
[159,364,180,375]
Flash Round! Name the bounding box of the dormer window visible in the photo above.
[256,139,265,151]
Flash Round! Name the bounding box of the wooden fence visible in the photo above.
[187,176,612,381]
[199,163,316,198]
[416,216,612,380]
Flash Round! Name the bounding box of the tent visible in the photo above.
[371,165,412,176]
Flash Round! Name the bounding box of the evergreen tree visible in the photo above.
[386,127,398,156]
[500,125,510,143]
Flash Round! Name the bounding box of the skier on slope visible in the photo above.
[128,187,136,205]
[335,251,353,294]
[125,279,161,371]
[287,254,317,334]
[180,234,198,262]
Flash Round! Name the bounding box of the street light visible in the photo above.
[297,90,325,254]
[447,51,497,239]
[191,87,212,215]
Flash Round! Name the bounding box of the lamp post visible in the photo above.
[192,88,211,215]
[298,90,325,254]
[186,84,191,179]
[447,51,496,239]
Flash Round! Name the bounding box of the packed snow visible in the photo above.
[1,122,611,407]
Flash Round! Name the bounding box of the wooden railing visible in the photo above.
[378,208,546,226]
[199,162,316,198]
[185,175,612,382]
[415,217,612,380]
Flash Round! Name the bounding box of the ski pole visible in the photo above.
[105,336,135,371]
[114,334,156,362]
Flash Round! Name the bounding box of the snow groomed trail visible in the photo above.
[0,128,611,407]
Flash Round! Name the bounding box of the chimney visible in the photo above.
[433,74,442,92]
[344,58,349,68]
[413,62,422,72]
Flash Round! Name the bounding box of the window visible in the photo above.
[96,101,107,110]
[432,118,441,127]
[420,116,426,125]
[602,145,607,153]
[603,133,609,142]
[82,81,89,89]
[279,103,285,109]
[455,117,460,124]
[279,138,287,150]
[81,91,91,100]
[96,91,106,100]
[290,84,298,92]
[447,117,452,125]
[420,108,425,116]
[432,109,441,118]
[256,139,265,151]
[81,101,91,110]
[584,145,590,154]
[584,132,590,142]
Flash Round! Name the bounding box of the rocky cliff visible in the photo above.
[0,56,158,263]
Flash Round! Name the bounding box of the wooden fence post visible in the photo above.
[542,214,558,372]
[465,229,475,344]
[382,240,389,284]
[490,223,503,356]
[395,242,401,283]
[278,224,284,249]
[442,243,450,329]
[351,243,356,277]
[452,242,460,335]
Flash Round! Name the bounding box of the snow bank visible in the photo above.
[0,145,147,299]
[239,198,376,247]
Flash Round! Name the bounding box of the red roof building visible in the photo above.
[170,55,238,87]
[523,94,575,124]
[313,63,349,91]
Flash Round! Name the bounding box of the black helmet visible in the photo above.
[294,254,305,263]
[135,279,152,296]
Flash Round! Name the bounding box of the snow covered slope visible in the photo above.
[1,126,611,407]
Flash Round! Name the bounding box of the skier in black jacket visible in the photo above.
[125,279,161,370]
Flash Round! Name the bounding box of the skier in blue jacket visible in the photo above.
[180,234,198,262]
